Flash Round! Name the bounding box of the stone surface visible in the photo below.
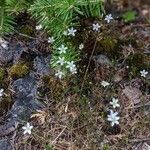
[0,47,13,64]
[0,73,44,136]
[33,55,52,77]
[0,139,12,150]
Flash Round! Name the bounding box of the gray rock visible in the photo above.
[93,54,112,66]
[9,73,44,122]
[0,47,13,64]
[0,139,12,150]
[33,55,52,77]
[0,73,44,137]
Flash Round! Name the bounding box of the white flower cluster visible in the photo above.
[48,14,114,79]
[55,57,77,79]
[0,37,9,49]
[107,110,120,126]
[100,79,120,126]
[107,97,120,126]
[47,27,79,79]
[92,14,114,32]
[51,43,78,79]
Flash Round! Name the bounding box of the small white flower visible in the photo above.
[0,38,8,49]
[107,110,120,126]
[55,70,64,79]
[110,98,120,108]
[58,44,68,54]
[92,23,101,31]
[104,14,113,23]
[56,57,66,66]
[79,43,84,50]
[67,27,77,36]
[1,42,8,49]
[48,37,55,44]
[140,70,148,78]
[101,81,110,87]
[63,30,68,36]
[66,61,76,72]
[22,122,33,135]
[0,89,4,97]
[36,24,42,30]
[70,66,77,74]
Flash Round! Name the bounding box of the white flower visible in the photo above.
[1,42,8,49]
[79,43,84,50]
[140,70,148,78]
[48,37,55,44]
[55,70,64,79]
[0,38,8,49]
[67,27,77,36]
[70,66,77,74]
[63,30,68,36]
[107,110,120,126]
[66,61,76,72]
[104,14,113,23]
[110,98,120,108]
[101,81,110,87]
[56,57,65,66]
[36,24,42,30]
[22,122,33,135]
[92,23,101,31]
[0,89,4,97]
[58,44,68,54]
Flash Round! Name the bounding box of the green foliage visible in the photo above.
[0,1,14,35]
[0,0,104,78]
[122,10,136,22]
[30,0,104,38]
[6,0,33,14]
[30,0,104,78]
[0,0,33,35]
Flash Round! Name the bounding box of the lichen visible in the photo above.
[9,63,30,78]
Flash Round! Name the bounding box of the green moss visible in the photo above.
[20,25,34,36]
[0,68,5,83]
[122,10,136,22]
[9,63,30,78]
[127,53,149,75]
[97,36,121,58]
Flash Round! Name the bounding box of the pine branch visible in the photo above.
[0,1,15,35]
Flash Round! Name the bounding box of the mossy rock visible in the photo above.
[97,36,121,58]
[20,25,34,37]
[9,63,30,78]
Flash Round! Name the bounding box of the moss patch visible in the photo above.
[9,63,30,78]
[0,68,5,83]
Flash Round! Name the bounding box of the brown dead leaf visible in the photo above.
[114,68,127,82]
[31,109,48,125]
[123,86,142,105]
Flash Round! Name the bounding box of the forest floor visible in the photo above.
[0,0,149,150]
